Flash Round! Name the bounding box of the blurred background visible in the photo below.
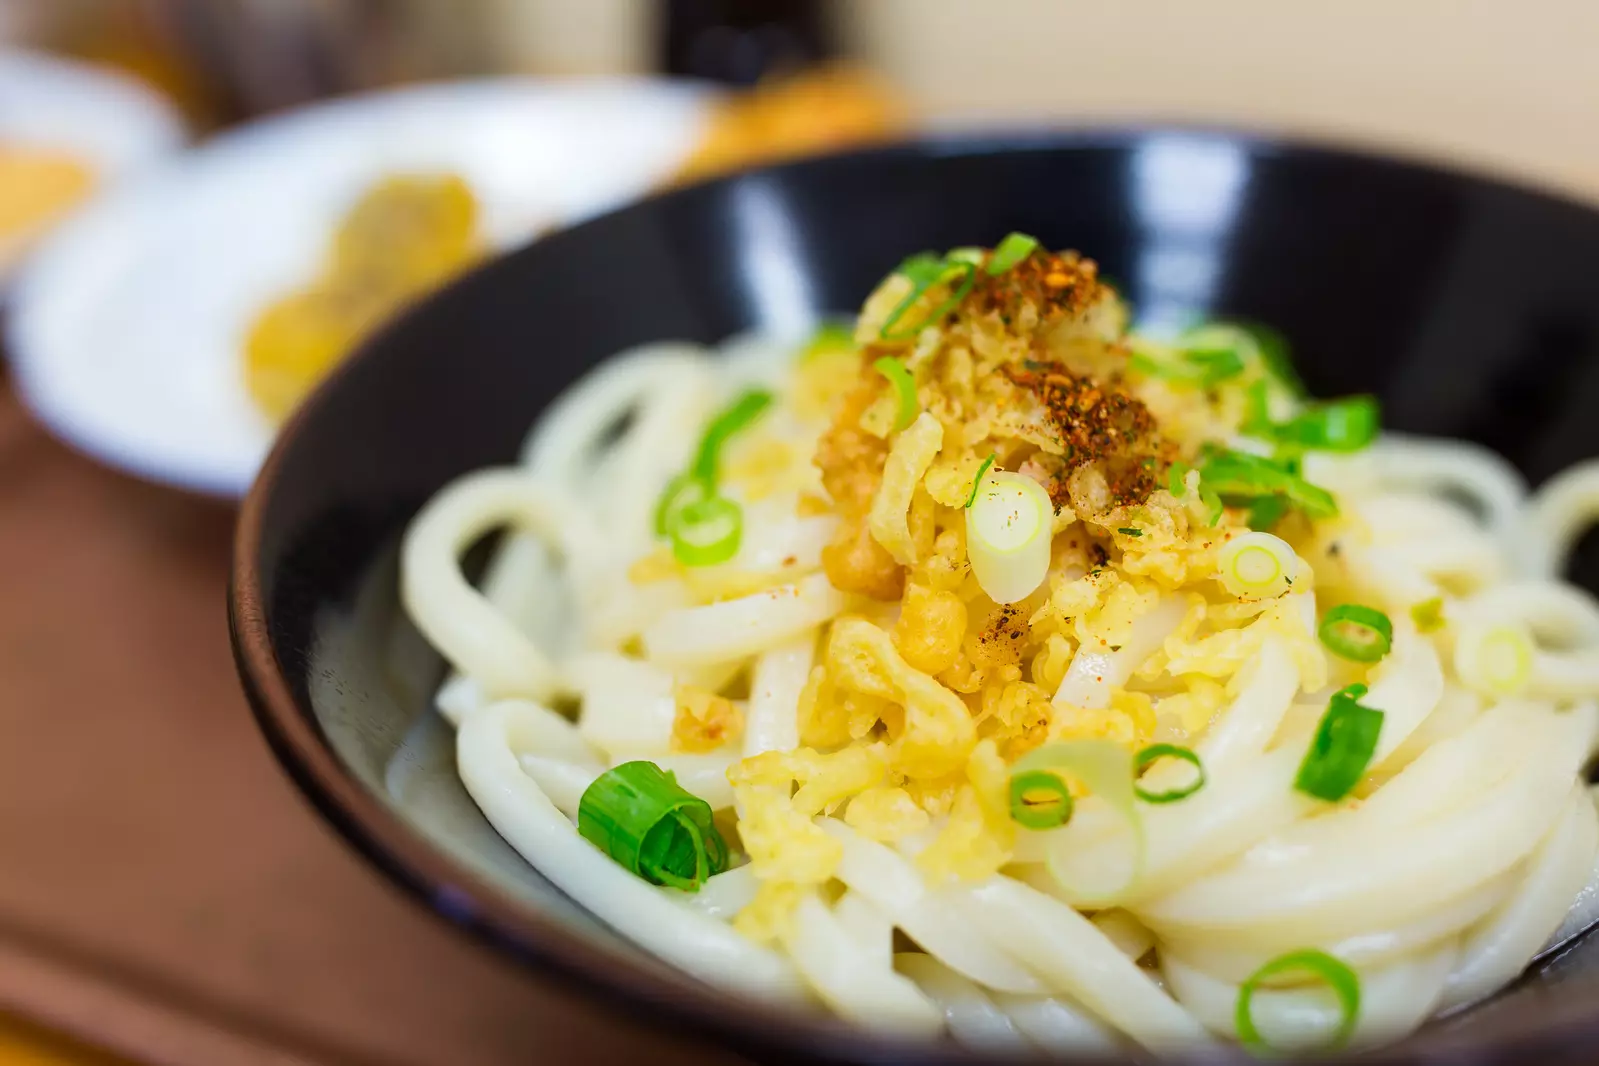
[0,2,1596,1064]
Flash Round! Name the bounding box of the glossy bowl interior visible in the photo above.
[232,131,1599,1065]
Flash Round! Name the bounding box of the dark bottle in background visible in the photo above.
[656,0,837,86]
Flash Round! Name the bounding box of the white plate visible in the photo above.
[0,47,186,284]
[8,78,710,498]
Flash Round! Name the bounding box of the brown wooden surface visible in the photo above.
[0,373,746,1066]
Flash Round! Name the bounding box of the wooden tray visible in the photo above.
[0,371,744,1066]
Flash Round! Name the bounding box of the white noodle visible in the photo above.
[403,469,595,702]
[1162,942,1456,1050]
[1441,784,1599,1010]
[1521,460,1599,579]
[896,953,1034,1052]
[744,634,817,757]
[401,327,1599,1052]
[456,700,807,1002]
[779,893,940,1034]
[1055,597,1186,710]
[642,573,846,668]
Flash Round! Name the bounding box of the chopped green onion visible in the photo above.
[1246,494,1289,530]
[966,471,1054,603]
[1008,769,1074,829]
[1014,740,1145,901]
[1270,395,1380,453]
[577,761,728,892]
[690,389,774,484]
[670,495,743,567]
[654,389,771,552]
[1185,347,1247,385]
[1166,460,1191,497]
[963,454,997,509]
[1217,531,1297,599]
[1236,949,1361,1052]
[1184,321,1306,399]
[1130,347,1244,388]
[1242,321,1307,399]
[1198,448,1339,521]
[1295,684,1384,802]
[1201,486,1224,527]
[872,356,919,432]
[1319,604,1393,663]
[986,232,1040,275]
[880,252,978,340]
[1411,597,1446,633]
[1132,744,1205,803]
[654,471,710,537]
[801,320,855,360]
[1454,622,1534,697]
[1117,527,1143,537]
[1242,377,1274,436]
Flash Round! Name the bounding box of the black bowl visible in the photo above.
[231,130,1599,1065]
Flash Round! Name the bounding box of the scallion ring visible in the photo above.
[1013,740,1146,901]
[1166,460,1191,498]
[670,494,743,567]
[963,454,997,509]
[880,253,978,340]
[986,231,1040,275]
[577,761,728,892]
[1295,684,1385,802]
[1217,531,1297,599]
[1132,744,1205,803]
[1273,395,1381,453]
[1411,596,1445,633]
[1008,769,1074,829]
[1454,622,1535,697]
[872,356,919,432]
[653,471,710,538]
[1318,604,1393,663]
[1236,949,1361,1052]
[966,470,1054,603]
[690,389,774,484]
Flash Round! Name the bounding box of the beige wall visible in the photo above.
[841,0,1599,199]
[493,0,1599,199]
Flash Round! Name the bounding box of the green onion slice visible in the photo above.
[1236,949,1361,1052]
[1319,604,1394,663]
[1130,347,1245,388]
[1013,740,1145,900]
[1242,377,1274,436]
[1201,486,1225,527]
[577,761,728,892]
[880,253,979,340]
[801,320,855,360]
[963,454,997,509]
[1411,596,1445,633]
[1132,744,1206,803]
[872,356,919,432]
[1198,448,1339,521]
[1295,684,1385,802]
[654,389,772,540]
[1008,769,1074,829]
[1270,395,1380,453]
[1246,494,1290,530]
[1183,321,1307,399]
[986,232,1040,275]
[1167,460,1191,497]
[654,471,710,538]
[670,494,743,567]
[690,389,774,484]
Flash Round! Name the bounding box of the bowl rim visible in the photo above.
[230,125,1599,1065]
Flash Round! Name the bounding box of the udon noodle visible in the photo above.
[401,240,1599,1054]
